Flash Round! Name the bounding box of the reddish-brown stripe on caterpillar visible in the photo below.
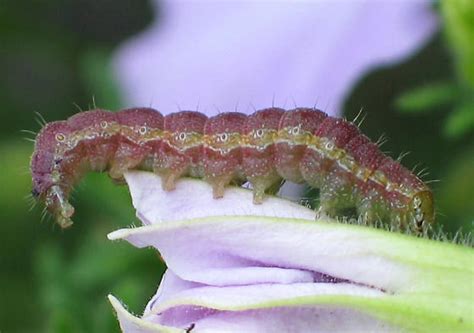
[30,107,434,232]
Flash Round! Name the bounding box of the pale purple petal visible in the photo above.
[108,214,410,294]
[109,171,400,331]
[110,171,412,293]
[109,295,181,333]
[113,0,437,115]
[177,306,396,333]
[108,170,409,331]
[124,171,315,225]
[111,272,393,332]
[111,292,397,333]
[146,281,384,315]
[143,270,204,317]
[108,171,469,332]
[144,283,387,329]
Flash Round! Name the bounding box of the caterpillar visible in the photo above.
[30,107,434,233]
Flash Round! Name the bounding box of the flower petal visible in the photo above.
[108,171,473,332]
[111,292,397,333]
[173,306,396,333]
[108,295,181,333]
[144,281,390,332]
[123,171,315,225]
[111,272,394,333]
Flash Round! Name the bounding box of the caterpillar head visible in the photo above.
[410,190,434,233]
[30,121,75,228]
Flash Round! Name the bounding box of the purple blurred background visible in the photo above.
[113,0,437,116]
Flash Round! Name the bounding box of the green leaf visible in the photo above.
[444,102,474,138]
[396,82,458,113]
[437,146,474,232]
[441,0,474,88]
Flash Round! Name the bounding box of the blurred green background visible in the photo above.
[0,1,472,332]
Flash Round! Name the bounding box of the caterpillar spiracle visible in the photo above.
[30,107,434,233]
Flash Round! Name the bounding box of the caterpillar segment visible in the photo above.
[30,107,434,233]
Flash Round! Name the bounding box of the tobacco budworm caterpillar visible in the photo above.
[30,107,434,233]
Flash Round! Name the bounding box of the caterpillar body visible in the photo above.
[30,107,434,232]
